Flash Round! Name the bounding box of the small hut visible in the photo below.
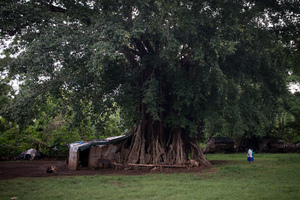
[68,134,132,170]
[259,138,285,152]
[270,139,285,149]
[205,137,234,153]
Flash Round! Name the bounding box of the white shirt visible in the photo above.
[247,149,253,158]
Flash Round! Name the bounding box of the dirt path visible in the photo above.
[0,160,224,180]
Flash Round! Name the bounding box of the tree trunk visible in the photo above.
[124,115,211,167]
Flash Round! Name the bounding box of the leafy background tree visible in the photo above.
[0,1,299,163]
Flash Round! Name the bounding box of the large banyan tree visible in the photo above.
[1,1,299,166]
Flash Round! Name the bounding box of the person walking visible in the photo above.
[247,148,254,164]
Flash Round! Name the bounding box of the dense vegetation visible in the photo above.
[0,1,299,161]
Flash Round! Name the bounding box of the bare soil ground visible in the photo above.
[0,159,225,180]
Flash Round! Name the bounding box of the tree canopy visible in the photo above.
[1,0,299,164]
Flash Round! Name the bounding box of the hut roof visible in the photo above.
[68,134,132,151]
[206,137,234,144]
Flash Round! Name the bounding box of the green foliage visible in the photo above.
[103,109,129,137]
[0,92,128,157]
[0,117,27,157]
[0,121,20,157]
[0,57,13,114]
[0,0,299,147]
[265,92,300,143]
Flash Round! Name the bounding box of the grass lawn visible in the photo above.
[0,153,299,200]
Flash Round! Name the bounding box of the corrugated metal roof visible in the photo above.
[69,134,132,151]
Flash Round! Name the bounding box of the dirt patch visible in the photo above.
[0,160,225,180]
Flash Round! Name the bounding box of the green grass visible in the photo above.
[1,153,299,200]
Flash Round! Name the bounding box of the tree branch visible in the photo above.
[133,38,147,56]
[39,2,67,13]
[142,40,155,54]
[121,46,140,69]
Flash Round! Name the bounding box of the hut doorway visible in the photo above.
[79,149,89,167]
